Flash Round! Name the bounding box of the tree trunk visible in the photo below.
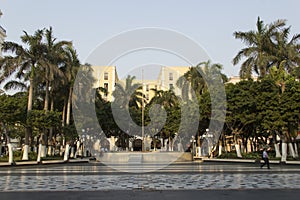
[66,87,73,125]
[62,98,67,127]
[70,146,75,158]
[27,78,34,111]
[281,142,287,162]
[288,142,296,158]
[40,133,47,158]
[22,127,31,160]
[64,143,70,161]
[218,140,222,156]
[294,143,299,158]
[274,143,281,158]
[46,97,55,156]
[44,80,49,111]
[23,78,34,161]
[37,143,42,163]
[7,143,14,165]
[47,129,54,156]
[235,144,242,158]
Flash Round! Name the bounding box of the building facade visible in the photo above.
[91,66,118,102]
[157,66,190,96]
[91,66,191,103]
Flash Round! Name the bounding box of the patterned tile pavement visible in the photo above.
[0,163,299,191]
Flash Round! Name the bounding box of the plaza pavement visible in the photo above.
[0,160,300,199]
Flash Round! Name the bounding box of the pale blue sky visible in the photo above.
[1,0,300,78]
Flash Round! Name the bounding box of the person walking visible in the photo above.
[260,148,270,169]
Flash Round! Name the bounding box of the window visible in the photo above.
[104,83,108,96]
[146,94,149,101]
[146,84,149,92]
[104,72,108,80]
[169,83,174,90]
[169,73,173,81]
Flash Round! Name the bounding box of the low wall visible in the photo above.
[97,151,192,163]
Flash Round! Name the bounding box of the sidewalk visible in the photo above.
[0,158,90,167]
[1,157,300,167]
[201,157,300,165]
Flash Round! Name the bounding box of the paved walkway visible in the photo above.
[0,162,299,191]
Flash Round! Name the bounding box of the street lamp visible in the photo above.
[141,69,145,151]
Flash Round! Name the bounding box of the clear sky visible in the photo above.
[1,0,300,78]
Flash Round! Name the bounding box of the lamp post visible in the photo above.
[141,69,145,151]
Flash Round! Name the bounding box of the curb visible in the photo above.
[202,158,300,165]
[0,158,90,167]
[202,158,255,163]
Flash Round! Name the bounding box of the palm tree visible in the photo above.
[233,17,286,78]
[112,75,144,139]
[177,60,227,101]
[177,66,205,101]
[0,29,45,160]
[60,46,80,126]
[36,27,72,157]
[42,27,71,112]
[271,26,300,74]
[149,89,179,108]
[113,75,144,109]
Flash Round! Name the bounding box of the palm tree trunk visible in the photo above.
[44,80,49,111]
[62,99,66,126]
[47,97,54,156]
[28,78,34,111]
[66,87,72,125]
[22,78,34,161]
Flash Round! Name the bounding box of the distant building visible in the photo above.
[0,10,7,57]
[157,66,191,96]
[90,66,119,102]
[227,76,258,84]
[90,66,191,103]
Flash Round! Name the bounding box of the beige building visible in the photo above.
[157,66,190,96]
[0,10,7,57]
[91,66,119,101]
[142,80,159,103]
[227,76,258,84]
[91,66,191,103]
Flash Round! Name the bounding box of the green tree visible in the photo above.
[0,29,45,160]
